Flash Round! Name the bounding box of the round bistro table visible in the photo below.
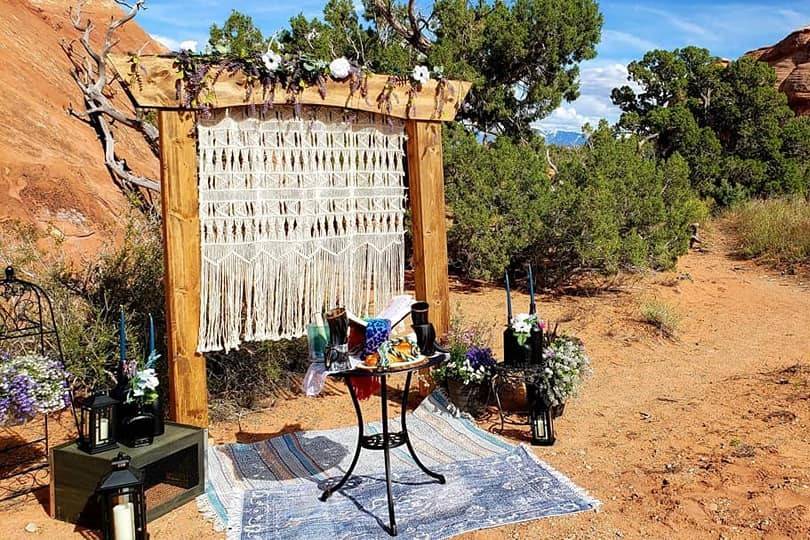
[319,353,446,536]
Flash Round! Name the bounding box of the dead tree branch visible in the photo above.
[369,0,433,54]
[62,0,160,193]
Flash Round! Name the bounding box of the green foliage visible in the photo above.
[209,10,269,57]
[727,197,810,265]
[444,124,551,278]
[445,122,707,284]
[612,47,808,203]
[276,0,603,137]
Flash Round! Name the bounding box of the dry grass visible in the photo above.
[640,298,682,338]
[727,198,810,266]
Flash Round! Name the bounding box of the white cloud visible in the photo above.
[180,40,199,51]
[535,61,640,133]
[151,34,198,52]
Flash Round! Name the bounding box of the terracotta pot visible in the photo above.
[447,379,484,415]
[499,379,529,412]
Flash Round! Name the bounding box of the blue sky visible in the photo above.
[140,1,810,133]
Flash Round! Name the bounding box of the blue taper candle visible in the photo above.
[118,306,127,365]
[148,313,155,357]
[528,264,536,315]
[505,271,513,323]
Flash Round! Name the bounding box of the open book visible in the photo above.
[346,294,415,328]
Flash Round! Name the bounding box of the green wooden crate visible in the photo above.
[50,422,206,527]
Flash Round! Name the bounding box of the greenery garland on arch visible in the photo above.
[127,42,453,119]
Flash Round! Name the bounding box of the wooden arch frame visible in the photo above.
[109,55,471,427]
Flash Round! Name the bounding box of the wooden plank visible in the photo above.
[406,121,450,338]
[109,54,471,122]
[158,111,209,428]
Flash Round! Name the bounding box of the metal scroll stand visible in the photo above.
[0,266,74,501]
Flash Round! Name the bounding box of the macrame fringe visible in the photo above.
[197,107,407,352]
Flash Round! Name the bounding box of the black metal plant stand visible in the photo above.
[490,364,544,433]
[0,266,71,501]
[319,355,446,537]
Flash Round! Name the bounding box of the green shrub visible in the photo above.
[444,124,550,280]
[444,122,706,286]
[727,198,810,265]
[640,298,682,338]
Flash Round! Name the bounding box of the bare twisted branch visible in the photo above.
[63,0,160,193]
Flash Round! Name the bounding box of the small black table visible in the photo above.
[319,354,446,536]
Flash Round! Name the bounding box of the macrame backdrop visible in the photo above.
[196,107,407,352]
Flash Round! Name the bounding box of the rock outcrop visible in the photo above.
[747,27,810,116]
[0,0,161,259]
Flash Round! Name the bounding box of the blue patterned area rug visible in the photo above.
[198,391,599,539]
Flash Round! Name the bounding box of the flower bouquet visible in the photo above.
[0,352,70,426]
[433,315,496,414]
[529,335,591,415]
[113,310,164,446]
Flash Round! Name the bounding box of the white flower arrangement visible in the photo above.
[124,350,160,405]
[329,56,352,79]
[411,65,431,85]
[510,313,545,345]
[261,49,282,72]
[531,336,591,407]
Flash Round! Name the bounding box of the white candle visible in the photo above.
[97,418,109,443]
[112,502,136,540]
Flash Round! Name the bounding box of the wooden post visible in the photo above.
[406,121,450,338]
[158,110,209,427]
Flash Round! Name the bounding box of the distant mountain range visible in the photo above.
[537,129,587,147]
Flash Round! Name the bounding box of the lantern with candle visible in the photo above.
[96,452,148,540]
[77,391,119,454]
[529,393,555,446]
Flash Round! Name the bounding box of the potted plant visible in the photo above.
[530,334,591,417]
[433,315,496,415]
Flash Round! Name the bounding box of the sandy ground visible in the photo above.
[1,225,808,539]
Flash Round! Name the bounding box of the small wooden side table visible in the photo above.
[50,422,206,528]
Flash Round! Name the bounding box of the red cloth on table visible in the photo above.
[349,376,380,400]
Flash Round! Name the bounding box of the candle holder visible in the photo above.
[77,391,119,455]
[410,301,430,325]
[412,323,436,356]
[324,307,349,371]
[97,452,148,540]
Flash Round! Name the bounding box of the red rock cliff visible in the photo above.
[747,27,810,116]
[0,0,162,259]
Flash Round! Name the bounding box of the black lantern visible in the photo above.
[529,398,555,446]
[97,452,148,540]
[77,391,119,454]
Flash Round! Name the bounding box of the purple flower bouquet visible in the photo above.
[0,352,71,426]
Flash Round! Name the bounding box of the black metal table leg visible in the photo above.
[319,379,364,502]
[380,376,398,536]
[492,374,506,432]
[400,372,445,484]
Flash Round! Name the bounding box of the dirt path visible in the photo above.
[1,226,808,539]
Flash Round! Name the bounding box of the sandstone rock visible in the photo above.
[0,0,162,260]
[746,27,810,116]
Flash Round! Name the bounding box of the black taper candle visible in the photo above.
[505,271,513,324]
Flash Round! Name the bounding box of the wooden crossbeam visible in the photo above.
[108,55,471,122]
